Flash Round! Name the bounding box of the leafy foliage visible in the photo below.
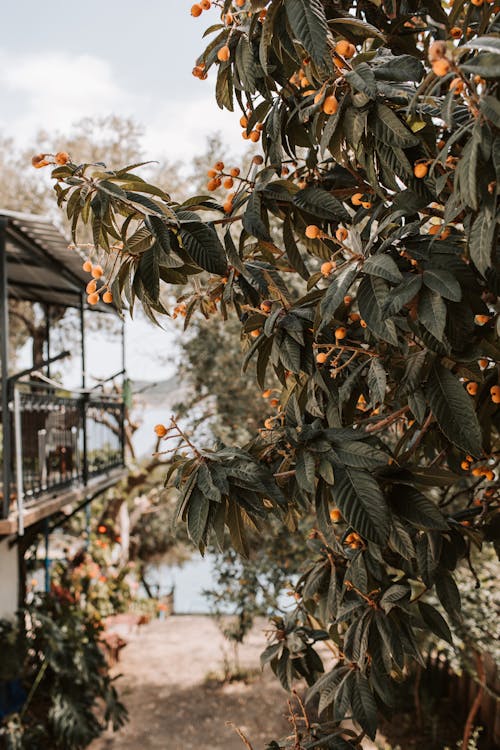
[0,594,126,749]
[41,0,500,744]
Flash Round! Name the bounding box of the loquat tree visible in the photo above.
[37,0,500,745]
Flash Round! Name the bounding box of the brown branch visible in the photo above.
[462,653,485,750]
[226,722,254,750]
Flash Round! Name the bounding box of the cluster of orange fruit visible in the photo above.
[191,0,211,17]
[172,302,187,319]
[192,62,207,80]
[429,40,452,76]
[262,388,280,409]
[460,457,496,480]
[32,151,70,169]
[206,160,243,212]
[240,113,262,142]
[305,224,349,250]
[345,531,363,549]
[82,260,113,305]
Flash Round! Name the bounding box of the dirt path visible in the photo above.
[90,615,291,750]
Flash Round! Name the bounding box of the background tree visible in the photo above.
[40,1,500,747]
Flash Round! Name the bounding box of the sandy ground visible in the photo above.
[90,615,293,750]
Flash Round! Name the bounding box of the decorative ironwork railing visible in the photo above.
[1,381,125,516]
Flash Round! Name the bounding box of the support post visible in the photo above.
[0,219,11,519]
[45,303,51,377]
[44,519,50,593]
[80,294,88,485]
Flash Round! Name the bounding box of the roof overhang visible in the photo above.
[1,209,118,314]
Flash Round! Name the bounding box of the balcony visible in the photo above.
[0,210,128,536]
[0,379,126,535]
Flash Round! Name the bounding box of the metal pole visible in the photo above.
[45,303,51,377]
[44,519,50,592]
[0,219,11,520]
[80,293,86,389]
[80,294,88,485]
[13,386,24,536]
[121,318,126,383]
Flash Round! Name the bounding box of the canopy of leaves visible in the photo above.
[44,0,500,744]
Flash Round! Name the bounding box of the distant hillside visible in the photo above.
[130,376,186,406]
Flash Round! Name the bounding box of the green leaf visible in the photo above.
[328,16,386,41]
[180,222,227,275]
[243,192,271,241]
[373,103,419,148]
[319,264,359,328]
[187,490,210,546]
[293,187,350,222]
[479,95,500,127]
[464,36,500,54]
[352,672,378,739]
[469,207,495,276]
[461,52,500,79]
[418,602,453,644]
[425,362,483,457]
[285,0,329,66]
[418,287,446,342]
[373,55,424,83]
[390,485,448,531]
[422,269,461,302]
[357,276,398,345]
[363,254,402,284]
[331,466,390,544]
[138,243,160,301]
[435,570,461,617]
[283,215,310,280]
[367,358,387,404]
[383,275,422,316]
[332,440,388,469]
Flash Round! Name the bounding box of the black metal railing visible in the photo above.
[0,381,125,515]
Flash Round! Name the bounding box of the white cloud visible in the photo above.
[0,49,141,142]
[143,92,247,163]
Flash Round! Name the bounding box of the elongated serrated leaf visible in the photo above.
[285,0,329,66]
[422,269,461,302]
[243,191,270,240]
[435,570,461,616]
[383,275,422,316]
[418,287,446,342]
[469,207,495,276]
[283,215,310,280]
[331,466,390,544]
[180,222,227,275]
[332,440,388,469]
[357,276,398,345]
[425,362,483,457]
[367,357,387,404]
[418,602,453,644]
[363,254,402,284]
[352,673,378,740]
[187,490,210,546]
[391,485,448,531]
[293,187,349,222]
[319,264,359,327]
[373,103,419,148]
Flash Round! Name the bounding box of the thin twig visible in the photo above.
[226,722,255,750]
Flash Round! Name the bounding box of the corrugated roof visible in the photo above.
[1,209,117,313]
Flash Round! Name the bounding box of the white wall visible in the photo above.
[0,537,18,619]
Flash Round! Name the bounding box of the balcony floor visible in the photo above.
[0,467,128,536]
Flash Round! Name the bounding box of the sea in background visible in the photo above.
[131,391,218,614]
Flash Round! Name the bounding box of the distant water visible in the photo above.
[143,554,224,614]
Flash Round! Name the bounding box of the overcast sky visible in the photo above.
[2,2,248,387]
